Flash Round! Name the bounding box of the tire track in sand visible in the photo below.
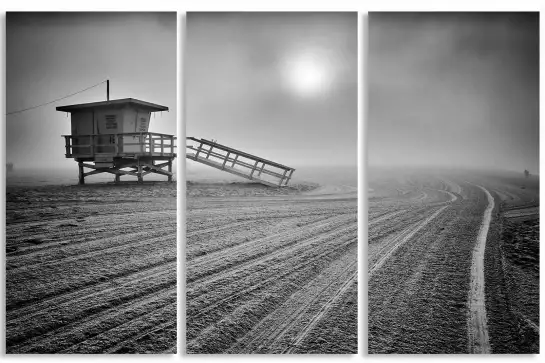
[187,215,354,283]
[369,206,448,278]
[437,177,462,196]
[58,301,176,353]
[368,210,406,226]
[10,287,176,353]
[467,185,494,354]
[7,233,176,272]
[7,260,175,318]
[284,271,357,353]
[437,189,458,203]
[226,248,356,353]
[102,308,176,354]
[187,223,356,299]
[189,237,357,321]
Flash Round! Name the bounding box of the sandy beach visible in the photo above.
[367,171,539,353]
[5,182,177,354]
[5,175,357,354]
[186,181,358,353]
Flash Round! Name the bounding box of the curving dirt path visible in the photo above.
[467,185,494,354]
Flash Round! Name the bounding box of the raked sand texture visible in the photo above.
[368,172,539,353]
[5,183,177,354]
[186,182,358,354]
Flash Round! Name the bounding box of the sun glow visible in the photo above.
[281,49,334,98]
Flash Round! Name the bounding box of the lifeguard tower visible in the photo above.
[57,98,176,184]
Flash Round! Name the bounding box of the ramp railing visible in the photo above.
[186,137,295,187]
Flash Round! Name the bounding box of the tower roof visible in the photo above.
[56,98,168,113]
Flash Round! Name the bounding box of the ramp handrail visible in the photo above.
[186,137,295,186]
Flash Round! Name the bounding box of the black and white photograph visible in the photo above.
[368,12,539,353]
[185,12,358,353]
[5,12,177,353]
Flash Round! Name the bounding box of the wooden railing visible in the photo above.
[186,137,295,187]
[62,132,176,158]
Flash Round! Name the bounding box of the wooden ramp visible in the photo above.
[186,137,295,187]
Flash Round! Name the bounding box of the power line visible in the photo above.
[6,80,107,116]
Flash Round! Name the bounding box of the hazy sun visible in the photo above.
[281,49,333,98]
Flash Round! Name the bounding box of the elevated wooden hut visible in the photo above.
[57,98,176,184]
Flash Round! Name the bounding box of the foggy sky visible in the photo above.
[186,12,357,168]
[6,12,176,169]
[368,12,539,174]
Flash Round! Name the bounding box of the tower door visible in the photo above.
[94,111,120,154]
[123,111,151,153]
[136,111,150,133]
[71,111,93,156]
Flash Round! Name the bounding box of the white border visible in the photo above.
[177,11,183,357]
[1,1,544,362]
[359,11,365,357]
[178,11,186,357]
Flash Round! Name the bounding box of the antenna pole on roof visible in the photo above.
[107,79,110,101]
